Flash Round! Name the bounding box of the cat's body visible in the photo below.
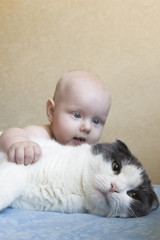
[0,139,159,218]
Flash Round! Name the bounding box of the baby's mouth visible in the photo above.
[73,137,86,145]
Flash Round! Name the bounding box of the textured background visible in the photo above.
[0,0,160,183]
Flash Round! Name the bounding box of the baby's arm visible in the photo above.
[0,127,42,165]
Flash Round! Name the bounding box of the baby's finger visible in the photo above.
[24,146,34,165]
[7,147,16,163]
[15,148,25,164]
[33,145,42,163]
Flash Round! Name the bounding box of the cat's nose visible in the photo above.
[109,183,119,193]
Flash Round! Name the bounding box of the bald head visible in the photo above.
[61,71,104,86]
[53,71,111,106]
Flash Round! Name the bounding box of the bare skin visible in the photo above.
[0,71,111,165]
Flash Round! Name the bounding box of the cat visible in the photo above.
[0,138,159,218]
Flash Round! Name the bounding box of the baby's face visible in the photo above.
[51,76,111,146]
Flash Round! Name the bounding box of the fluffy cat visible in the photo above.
[0,139,159,218]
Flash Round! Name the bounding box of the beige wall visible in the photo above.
[0,0,160,183]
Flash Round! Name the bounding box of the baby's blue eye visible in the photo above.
[73,113,81,118]
[93,119,100,125]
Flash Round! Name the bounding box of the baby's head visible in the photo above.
[47,70,111,145]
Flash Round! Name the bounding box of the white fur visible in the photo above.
[0,139,142,217]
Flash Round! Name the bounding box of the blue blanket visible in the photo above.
[0,185,159,240]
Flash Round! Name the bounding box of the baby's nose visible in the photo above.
[80,120,92,133]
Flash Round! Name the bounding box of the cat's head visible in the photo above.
[89,140,159,218]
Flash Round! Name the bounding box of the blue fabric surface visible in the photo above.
[0,185,159,240]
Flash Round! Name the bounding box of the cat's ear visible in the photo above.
[46,99,55,123]
[150,190,159,211]
[92,143,111,156]
[115,139,132,156]
[92,143,103,155]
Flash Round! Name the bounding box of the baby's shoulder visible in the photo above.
[23,124,52,139]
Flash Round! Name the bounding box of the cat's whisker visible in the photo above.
[128,205,138,218]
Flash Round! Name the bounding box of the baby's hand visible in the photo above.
[7,141,42,165]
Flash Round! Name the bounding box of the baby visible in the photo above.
[0,70,111,165]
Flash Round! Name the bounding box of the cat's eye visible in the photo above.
[127,190,140,201]
[112,161,121,175]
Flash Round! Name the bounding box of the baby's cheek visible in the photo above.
[56,124,73,143]
[90,129,102,144]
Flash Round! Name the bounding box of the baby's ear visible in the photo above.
[46,99,55,122]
